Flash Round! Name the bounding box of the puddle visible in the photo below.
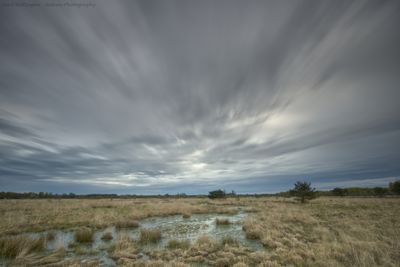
[3,211,263,266]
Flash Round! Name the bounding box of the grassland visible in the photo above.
[0,197,399,266]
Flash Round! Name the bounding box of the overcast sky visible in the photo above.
[0,0,399,194]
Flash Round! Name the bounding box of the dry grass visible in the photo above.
[0,235,45,258]
[74,227,94,243]
[115,220,139,229]
[221,235,239,247]
[0,198,234,235]
[109,235,138,261]
[45,231,56,241]
[182,212,191,219]
[167,239,190,249]
[242,219,262,240]
[101,231,113,241]
[142,197,400,266]
[216,218,231,225]
[1,197,399,266]
[139,228,162,244]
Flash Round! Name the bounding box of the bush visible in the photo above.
[139,228,161,244]
[208,190,226,199]
[290,181,317,203]
[332,187,347,197]
[374,187,387,197]
[389,181,400,194]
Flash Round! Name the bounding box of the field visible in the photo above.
[0,197,399,267]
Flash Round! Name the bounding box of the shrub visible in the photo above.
[167,239,190,249]
[208,190,226,199]
[374,187,387,197]
[389,181,400,194]
[290,181,317,203]
[216,218,231,225]
[75,228,94,243]
[139,228,162,244]
[332,187,347,197]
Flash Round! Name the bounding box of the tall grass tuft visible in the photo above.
[139,228,162,244]
[115,220,139,229]
[74,228,94,243]
[182,213,191,219]
[221,235,239,246]
[0,235,46,258]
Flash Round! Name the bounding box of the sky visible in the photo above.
[0,0,400,194]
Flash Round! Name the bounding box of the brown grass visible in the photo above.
[1,197,399,266]
[109,235,137,259]
[139,228,162,244]
[74,227,94,243]
[221,235,238,246]
[167,239,190,249]
[216,218,231,225]
[182,212,191,219]
[0,198,234,235]
[0,235,46,258]
[100,232,113,241]
[45,231,56,241]
[115,220,139,229]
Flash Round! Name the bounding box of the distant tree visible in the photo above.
[208,189,226,199]
[290,181,317,203]
[332,187,347,197]
[373,187,387,197]
[226,190,236,197]
[389,181,400,195]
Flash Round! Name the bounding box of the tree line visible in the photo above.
[1,180,399,199]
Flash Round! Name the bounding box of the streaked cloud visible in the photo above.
[0,0,399,193]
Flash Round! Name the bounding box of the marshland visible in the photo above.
[0,196,399,266]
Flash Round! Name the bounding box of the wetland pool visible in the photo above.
[3,211,263,266]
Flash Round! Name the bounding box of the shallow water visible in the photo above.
[7,211,263,266]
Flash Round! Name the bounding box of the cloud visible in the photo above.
[0,0,400,193]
